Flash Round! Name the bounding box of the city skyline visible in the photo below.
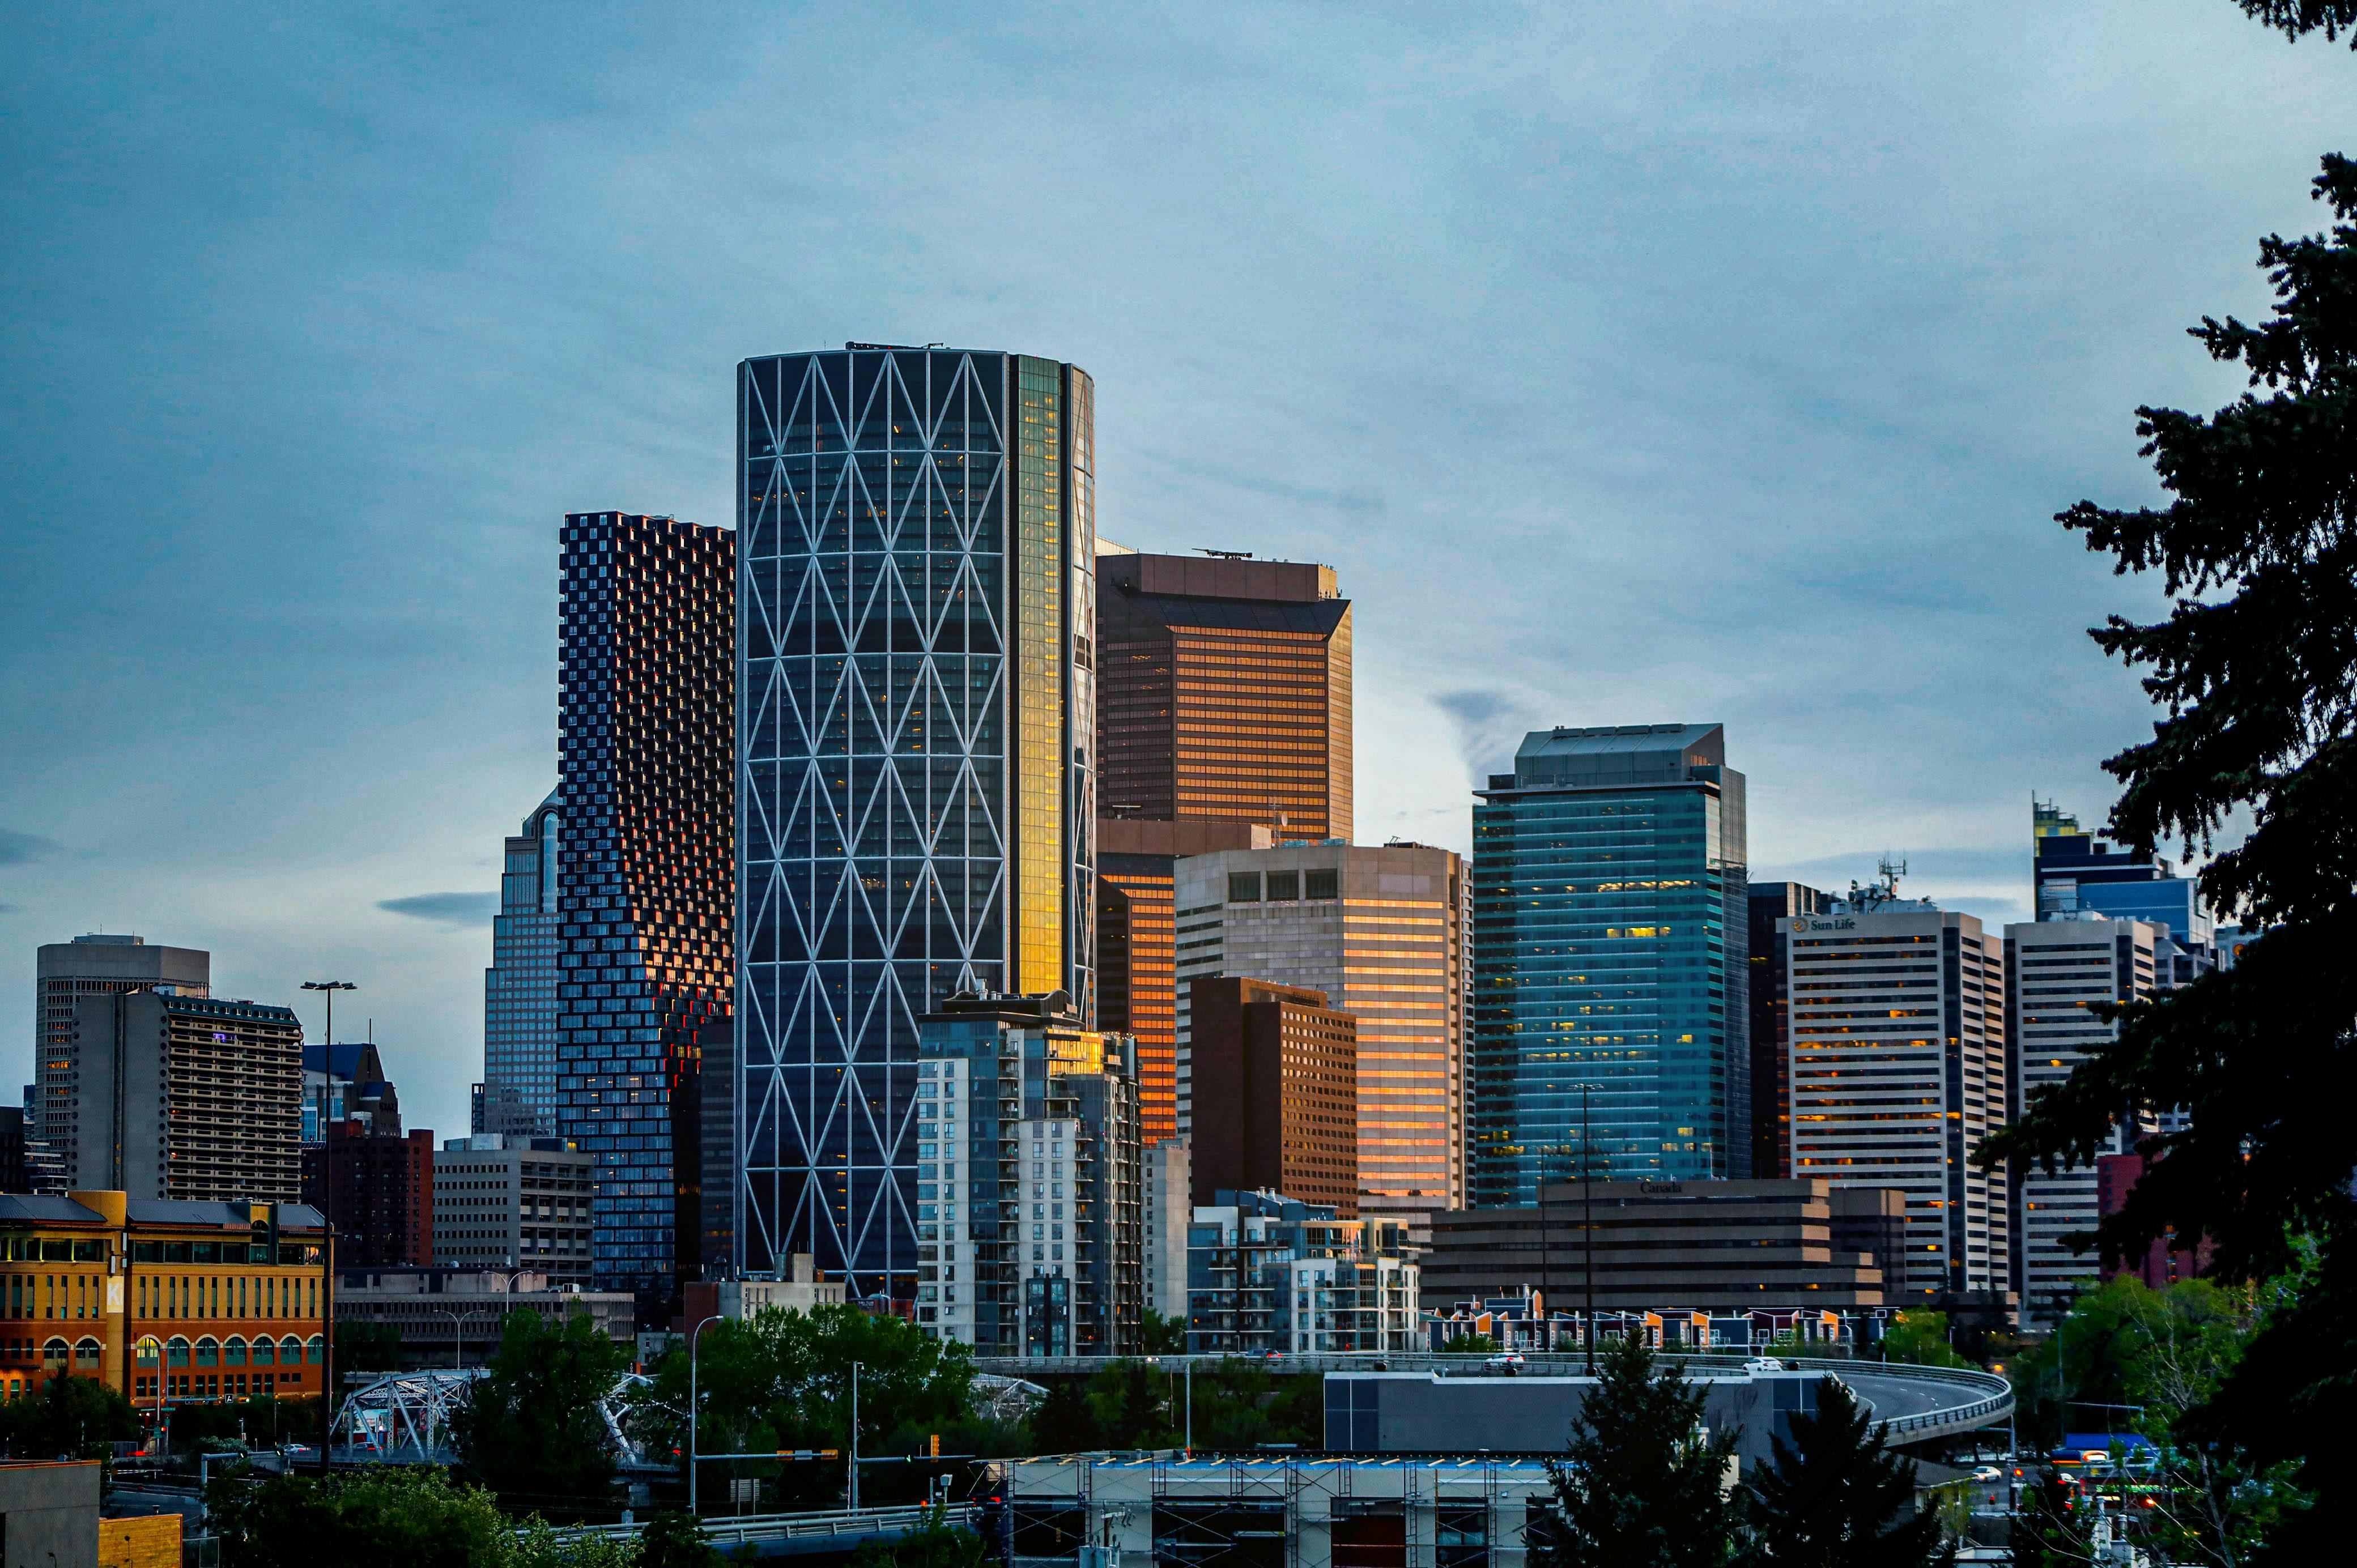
[5,3,2343,1141]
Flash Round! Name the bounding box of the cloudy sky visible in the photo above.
[3,2,2346,1135]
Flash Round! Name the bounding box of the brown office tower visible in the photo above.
[1188,977,1358,1215]
[1097,817,1271,1147]
[304,1126,437,1267]
[1745,881,1832,1179]
[1095,547,1352,841]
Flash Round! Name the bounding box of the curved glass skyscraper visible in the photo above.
[737,346,1096,1294]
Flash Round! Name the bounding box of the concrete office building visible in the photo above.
[482,788,564,1139]
[34,935,210,1175]
[1143,1137,1191,1324]
[1098,817,1272,1148]
[1747,882,1833,1179]
[1175,843,1467,1228]
[1094,545,1354,842]
[1783,887,2010,1302]
[738,347,1096,1297]
[1471,725,1750,1198]
[65,992,303,1204]
[333,1268,633,1369]
[555,510,735,1309]
[1420,1179,1903,1314]
[2004,917,2165,1327]
[1187,977,1360,1215]
[914,993,1142,1355]
[433,1135,594,1283]
[1185,1190,1419,1355]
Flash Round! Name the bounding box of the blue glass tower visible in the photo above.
[2033,798,2212,945]
[482,788,562,1137]
[555,510,735,1310]
[1470,723,1748,1203]
[737,347,1096,1296]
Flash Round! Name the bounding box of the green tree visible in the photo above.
[637,1509,723,1568]
[2233,3,2357,44]
[450,1307,631,1510]
[632,1304,976,1509]
[1441,1332,1500,1354]
[1138,1310,1187,1354]
[0,1373,141,1459]
[1529,1334,1739,1568]
[1084,1358,1180,1449]
[850,1507,992,1568]
[1028,1378,1103,1454]
[1877,1314,1968,1370]
[2009,1473,2095,1568]
[203,1465,514,1568]
[338,1320,405,1375]
[1979,151,2357,1568]
[1744,1378,1951,1568]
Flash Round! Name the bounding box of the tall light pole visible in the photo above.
[848,1362,861,1510]
[301,979,354,1468]
[687,1313,721,1516]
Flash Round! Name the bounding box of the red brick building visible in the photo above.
[302,1125,435,1268]
[1187,976,1358,1215]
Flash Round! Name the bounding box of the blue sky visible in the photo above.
[3,2,2347,1136]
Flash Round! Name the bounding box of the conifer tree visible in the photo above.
[1744,1379,1951,1568]
[1528,1333,1740,1568]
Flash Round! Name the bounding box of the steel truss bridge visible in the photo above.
[328,1367,658,1467]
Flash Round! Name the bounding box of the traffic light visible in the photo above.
[930,1433,942,1458]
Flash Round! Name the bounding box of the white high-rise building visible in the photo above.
[1782,888,2010,1303]
[2004,917,2165,1327]
[1173,843,1467,1229]
[1144,1137,1192,1325]
[35,935,210,1172]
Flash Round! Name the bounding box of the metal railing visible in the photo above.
[537,1501,977,1546]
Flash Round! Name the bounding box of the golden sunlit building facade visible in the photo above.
[0,1190,329,1415]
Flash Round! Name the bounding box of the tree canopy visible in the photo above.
[1745,1379,1950,1568]
[450,1307,633,1510]
[1983,152,2357,1568]
[1529,1335,1740,1568]
[2233,2,2357,44]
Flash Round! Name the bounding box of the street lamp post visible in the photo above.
[848,1362,861,1510]
[686,1313,721,1516]
[301,978,355,1469]
[432,1307,492,1371]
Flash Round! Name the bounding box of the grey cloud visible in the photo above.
[377,892,497,928]
[0,829,64,866]
[1433,689,1546,779]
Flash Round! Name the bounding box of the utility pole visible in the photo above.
[848,1362,861,1510]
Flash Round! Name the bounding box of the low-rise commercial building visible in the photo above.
[332,1266,633,1369]
[1188,1190,1418,1355]
[433,1135,593,1282]
[1420,1179,1900,1315]
[0,1191,329,1411]
[990,1453,1554,1568]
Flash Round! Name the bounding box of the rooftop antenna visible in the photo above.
[1876,856,1907,901]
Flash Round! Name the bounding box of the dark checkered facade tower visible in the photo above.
[556,511,735,1311]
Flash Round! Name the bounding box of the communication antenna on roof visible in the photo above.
[1197,548,1254,559]
[1876,857,1908,900]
